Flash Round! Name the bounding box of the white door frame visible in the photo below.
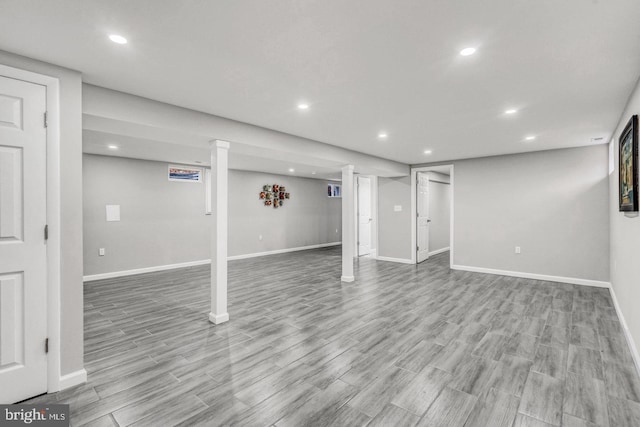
[410,165,454,267]
[355,175,378,258]
[0,64,62,393]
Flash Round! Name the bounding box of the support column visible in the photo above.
[341,164,355,282]
[209,140,230,324]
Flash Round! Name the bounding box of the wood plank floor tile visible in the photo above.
[563,371,609,426]
[391,365,452,416]
[464,387,520,427]
[366,403,420,427]
[518,371,564,426]
[416,387,477,427]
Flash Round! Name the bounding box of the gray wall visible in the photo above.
[83,154,341,275]
[427,172,451,253]
[0,51,84,376]
[378,176,412,260]
[228,170,341,256]
[610,76,640,361]
[433,145,610,281]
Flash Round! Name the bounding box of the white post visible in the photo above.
[341,164,355,282]
[209,140,230,324]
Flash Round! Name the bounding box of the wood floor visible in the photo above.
[27,247,640,426]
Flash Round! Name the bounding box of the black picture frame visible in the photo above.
[619,115,639,212]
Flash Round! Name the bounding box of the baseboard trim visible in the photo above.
[83,242,342,282]
[209,312,229,324]
[376,256,415,265]
[58,369,87,391]
[608,286,640,377]
[428,247,450,257]
[451,264,611,288]
[227,242,341,261]
[83,259,211,282]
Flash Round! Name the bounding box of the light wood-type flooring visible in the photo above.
[26,247,640,426]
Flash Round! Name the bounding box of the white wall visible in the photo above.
[427,172,450,254]
[378,176,412,260]
[609,76,640,361]
[0,51,84,376]
[83,154,341,276]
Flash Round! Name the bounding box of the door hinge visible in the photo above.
[45,338,49,353]
[417,246,419,251]
[44,111,48,128]
[44,225,49,241]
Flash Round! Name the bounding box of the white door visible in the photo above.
[0,76,48,403]
[357,176,371,256]
[417,173,430,263]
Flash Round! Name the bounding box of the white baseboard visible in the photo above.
[83,242,342,282]
[608,286,640,377]
[58,369,87,391]
[451,264,611,288]
[209,312,229,324]
[428,247,450,257]
[83,259,211,282]
[376,256,415,265]
[227,242,341,261]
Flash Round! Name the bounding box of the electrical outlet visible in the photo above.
[336,228,338,233]
[515,246,521,254]
[259,235,263,241]
[99,248,105,256]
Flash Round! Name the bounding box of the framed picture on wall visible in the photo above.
[619,115,638,212]
[168,165,203,183]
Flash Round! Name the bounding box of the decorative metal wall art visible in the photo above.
[259,184,290,208]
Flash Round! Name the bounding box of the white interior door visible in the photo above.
[0,75,48,403]
[357,176,371,256]
[417,173,430,263]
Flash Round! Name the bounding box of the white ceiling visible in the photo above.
[1,1,639,164]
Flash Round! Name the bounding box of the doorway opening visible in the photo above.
[412,166,453,265]
[356,175,377,257]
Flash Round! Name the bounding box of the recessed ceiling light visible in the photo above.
[289,168,295,173]
[107,145,119,150]
[525,136,536,141]
[297,103,309,110]
[311,171,316,175]
[460,47,476,56]
[378,132,388,139]
[504,109,518,115]
[109,34,128,44]
[424,150,433,155]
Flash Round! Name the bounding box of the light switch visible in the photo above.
[394,205,402,212]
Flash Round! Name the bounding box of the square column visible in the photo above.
[341,164,355,282]
[209,140,230,324]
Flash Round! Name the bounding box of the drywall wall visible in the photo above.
[228,170,341,256]
[416,145,609,281]
[83,154,341,275]
[427,172,450,253]
[609,75,640,364]
[378,176,412,261]
[0,51,84,377]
